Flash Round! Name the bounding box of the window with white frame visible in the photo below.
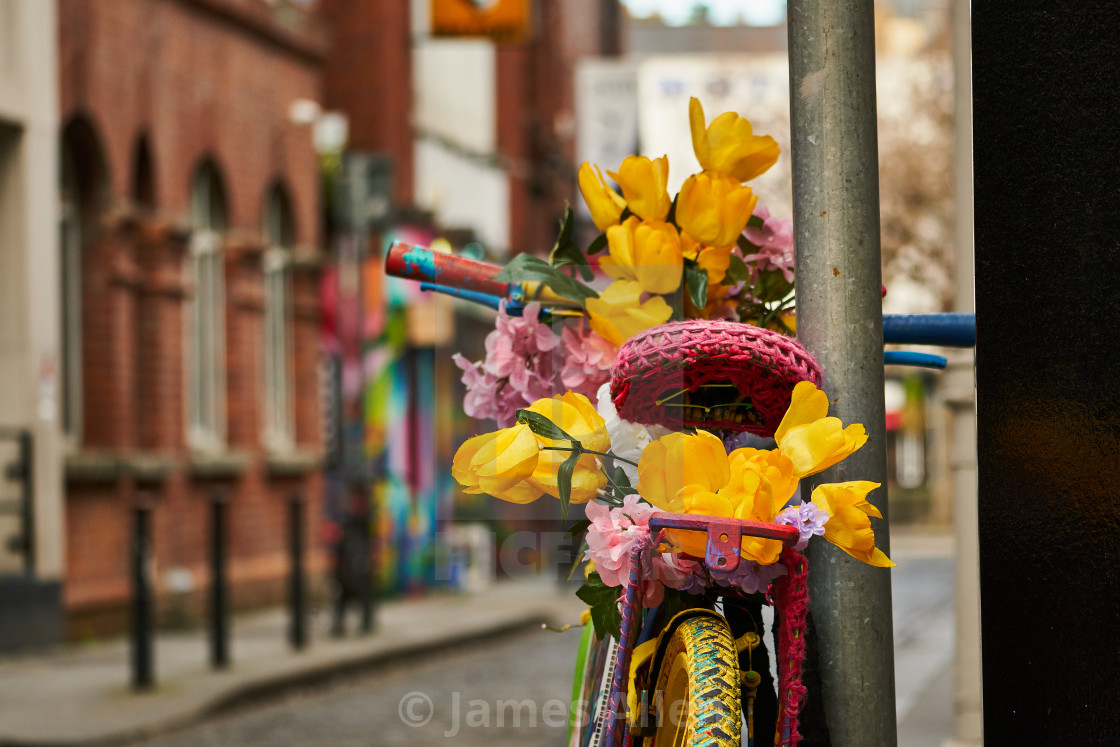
[262,185,294,451]
[59,151,83,443]
[187,162,228,450]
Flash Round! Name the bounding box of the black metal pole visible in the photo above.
[18,430,33,576]
[209,490,230,669]
[358,489,374,634]
[131,504,154,690]
[288,492,307,650]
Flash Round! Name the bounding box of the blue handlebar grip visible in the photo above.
[883,313,975,347]
[884,351,948,369]
[419,282,504,311]
[419,282,544,317]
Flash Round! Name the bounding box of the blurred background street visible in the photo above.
[1,0,981,744]
[131,540,953,747]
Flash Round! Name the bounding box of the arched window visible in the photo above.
[262,184,295,450]
[131,134,155,211]
[59,116,110,443]
[187,160,228,449]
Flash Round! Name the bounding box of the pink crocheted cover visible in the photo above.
[773,549,809,747]
[609,320,822,437]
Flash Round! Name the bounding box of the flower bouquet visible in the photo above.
[386,97,893,745]
[417,97,891,622]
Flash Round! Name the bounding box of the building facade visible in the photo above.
[58,0,327,636]
[0,0,66,649]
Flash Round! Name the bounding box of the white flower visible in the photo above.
[596,382,672,485]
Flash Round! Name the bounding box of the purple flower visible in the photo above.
[775,500,830,551]
[710,558,787,594]
[657,554,708,596]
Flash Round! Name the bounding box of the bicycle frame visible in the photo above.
[601,514,800,747]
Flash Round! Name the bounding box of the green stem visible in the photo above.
[540,445,640,468]
[659,401,756,413]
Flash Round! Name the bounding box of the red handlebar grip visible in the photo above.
[384,242,511,297]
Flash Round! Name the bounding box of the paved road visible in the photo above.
[138,552,955,746]
[139,627,580,746]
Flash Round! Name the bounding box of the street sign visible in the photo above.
[430,0,532,43]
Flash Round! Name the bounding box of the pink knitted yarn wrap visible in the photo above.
[773,548,810,747]
[609,320,822,437]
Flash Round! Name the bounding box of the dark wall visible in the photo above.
[973,2,1120,741]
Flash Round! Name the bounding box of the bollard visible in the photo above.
[358,498,375,634]
[130,503,155,690]
[288,492,308,650]
[209,490,230,669]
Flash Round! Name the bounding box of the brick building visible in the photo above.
[58,0,328,635]
[1,0,623,645]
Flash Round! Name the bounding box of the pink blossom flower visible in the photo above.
[453,354,502,422]
[560,321,618,399]
[455,302,562,426]
[584,495,709,607]
[741,205,795,283]
[584,495,657,588]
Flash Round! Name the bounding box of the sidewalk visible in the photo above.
[0,530,956,747]
[0,580,584,746]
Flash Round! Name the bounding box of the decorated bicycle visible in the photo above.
[387,98,898,747]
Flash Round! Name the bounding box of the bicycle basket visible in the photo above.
[610,320,822,437]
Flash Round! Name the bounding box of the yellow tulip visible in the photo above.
[716,457,784,564]
[452,423,542,501]
[679,485,734,517]
[578,162,626,231]
[811,481,895,567]
[608,155,671,222]
[586,280,673,346]
[774,382,868,477]
[775,380,830,443]
[601,217,683,295]
[523,392,610,504]
[676,171,758,249]
[728,447,798,514]
[637,429,730,512]
[689,97,780,183]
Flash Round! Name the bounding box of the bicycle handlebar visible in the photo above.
[649,512,799,575]
[882,313,975,347]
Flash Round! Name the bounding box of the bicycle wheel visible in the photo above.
[646,616,741,747]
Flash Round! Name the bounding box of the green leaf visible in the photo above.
[576,573,623,640]
[665,194,678,225]
[725,254,753,284]
[557,450,582,521]
[612,466,632,491]
[754,269,795,303]
[666,288,684,322]
[683,260,709,310]
[566,536,589,582]
[548,204,595,282]
[516,409,579,443]
[553,203,575,252]
[746,213,765,230]
[737,234,761,254]
[587,233,608,256]
[495,254,598,303]
[565,518,592,538]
